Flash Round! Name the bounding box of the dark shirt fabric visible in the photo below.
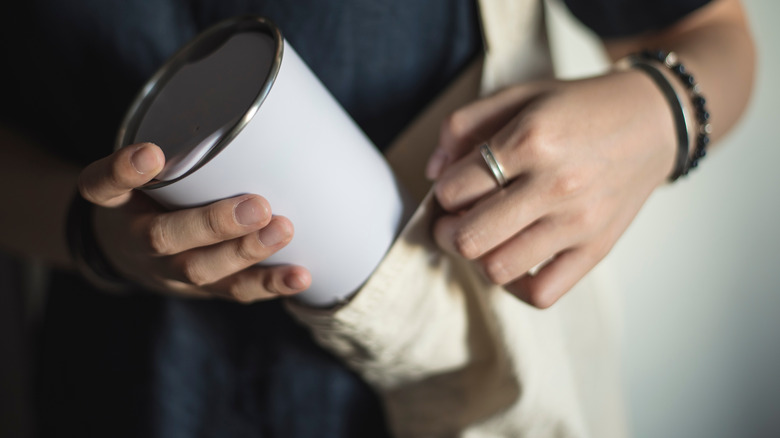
[3,0,480,163]
[564,0,712,38]
[5,2,481,437]
[0,1,709,437]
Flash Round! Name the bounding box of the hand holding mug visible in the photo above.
[78,142,311,302]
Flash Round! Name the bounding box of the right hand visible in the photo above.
[77,142,311,302]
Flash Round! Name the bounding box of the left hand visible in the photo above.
[426,70,678,308]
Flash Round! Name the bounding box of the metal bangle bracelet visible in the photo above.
[617,57,690,182]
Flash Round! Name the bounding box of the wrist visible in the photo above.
[615,50,712,182]
[606,68,680,186]
[66,192,134,292]
[637,50,712,175]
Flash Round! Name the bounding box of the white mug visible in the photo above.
[116,16,409,307]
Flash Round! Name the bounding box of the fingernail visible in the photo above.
[257,219,289,247]
[425,151,448,180]
[131,145,159,174]
[284,273,307,291]
[234,198,267,225]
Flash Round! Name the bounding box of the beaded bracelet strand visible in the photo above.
[637,49,712,177]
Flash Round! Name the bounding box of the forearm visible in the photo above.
[604,0,755,144]
[0,126,79,267]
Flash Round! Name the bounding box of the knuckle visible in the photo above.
[434,179,462,212]
[235,235,262,264]
[226,283,255,304]
[180,259,211,287]
[203,205,230,238]
[571,198,608,234]
[524,284,556,309]
[481,256,511,285]
[550,169,586,200]
[262,274,283,297]
[576,207,600,231]
[520,123,553,164]
[147,215,173,255]
[442,110,471,141]
[452,227,481,260]
[109,154,135,189]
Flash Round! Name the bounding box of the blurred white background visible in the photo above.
[549,0,780,436]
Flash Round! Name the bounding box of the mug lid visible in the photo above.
[115,16,284,189]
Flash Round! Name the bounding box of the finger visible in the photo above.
[78,143,165,207]
[505,246,601,309]
[433,145,507,213]
[207,264,311,303]
[167,216,293,286]
[141,194,272,256]
[476,218,569,286]
[433,178,545,259]
[433,107,540,212]
[426,85,544,180]
[435,103,561,214]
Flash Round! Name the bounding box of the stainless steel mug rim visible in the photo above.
[114,15,285,190]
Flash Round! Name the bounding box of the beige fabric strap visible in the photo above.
[384,56,484,203]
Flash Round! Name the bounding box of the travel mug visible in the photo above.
[116,16,408,307]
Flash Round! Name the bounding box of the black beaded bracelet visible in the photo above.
[66,193,133,292]
[637,49,712,177]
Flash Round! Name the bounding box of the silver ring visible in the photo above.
[479,143,508,188]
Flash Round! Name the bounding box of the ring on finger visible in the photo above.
[480,143,509,188]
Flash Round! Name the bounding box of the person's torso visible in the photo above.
[5,0,481,163]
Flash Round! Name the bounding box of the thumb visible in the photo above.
[78,143,165,207]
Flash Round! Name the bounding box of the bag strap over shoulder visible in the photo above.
[383,56,483,204]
